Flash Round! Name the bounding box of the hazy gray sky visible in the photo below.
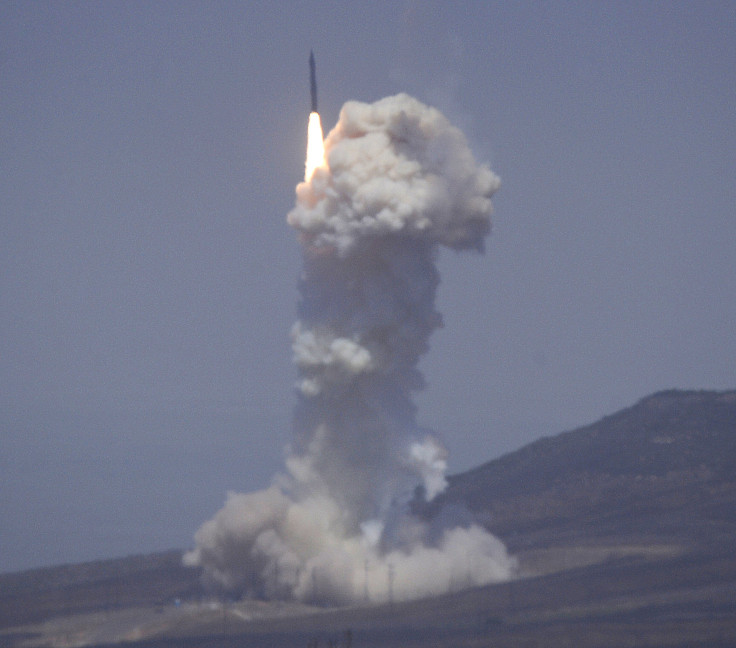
[2,1,734,573]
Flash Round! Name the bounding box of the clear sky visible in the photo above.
[2,1,734,573]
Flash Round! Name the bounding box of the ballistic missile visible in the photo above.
[309,50,318,113]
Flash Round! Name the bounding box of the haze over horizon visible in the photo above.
[2,1,734,573]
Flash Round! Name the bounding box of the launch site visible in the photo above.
[2,3,734,647]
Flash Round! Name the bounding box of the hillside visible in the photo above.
[427,389,736,551]
[2,389,735,647]
[0,551,202,629]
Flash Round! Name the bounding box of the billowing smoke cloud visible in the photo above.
[184,94,515,604]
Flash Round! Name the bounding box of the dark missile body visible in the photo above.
[309,50,318,113]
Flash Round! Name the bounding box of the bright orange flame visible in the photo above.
[305,111,325,182]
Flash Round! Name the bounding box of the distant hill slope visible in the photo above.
[0,550,202,629]
[431,389,736,550]
[2,389,734,635]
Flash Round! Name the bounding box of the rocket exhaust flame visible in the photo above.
[185,93,515,604]
[305,112,325,182]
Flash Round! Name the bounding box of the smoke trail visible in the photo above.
[185,94,515,604]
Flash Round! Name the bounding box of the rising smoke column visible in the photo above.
[185,94,515,604]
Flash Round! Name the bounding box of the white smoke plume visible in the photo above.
[184,94,515,604]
